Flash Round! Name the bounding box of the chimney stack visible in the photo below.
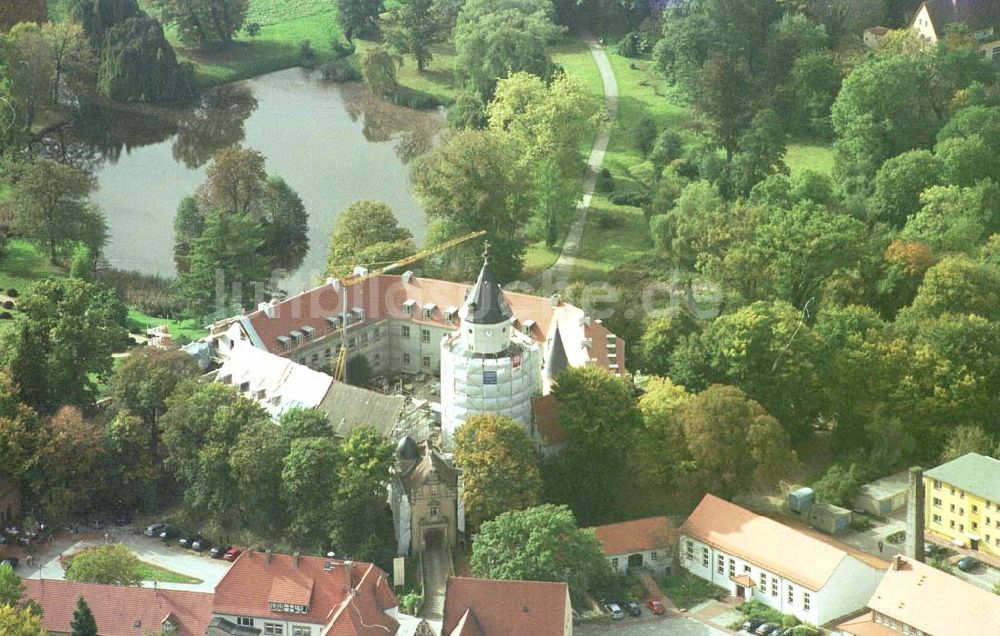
[905,466,925,563]
[293,552,300,568]
[265,549,273,565]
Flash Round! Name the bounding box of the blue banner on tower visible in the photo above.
[483,371,498,385]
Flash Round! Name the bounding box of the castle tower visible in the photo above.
[440,246,542,440]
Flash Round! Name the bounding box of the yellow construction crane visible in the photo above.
[330,229,486,382]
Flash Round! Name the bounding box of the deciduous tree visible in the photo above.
[107,347,200,452]
[3,157,106,263]
[454,414,542,530]
[362,46,399,96]
[7,278,126,413]
[327,200,415,277]
[65,545,141,587]
[0,604,46,636]
[454,0,563,100]
[385,0,443,71]
[470,504,610,602]
[336,0,384,41]
[868,149,942,227]
[282,436,339,548]
[678,384,798,499]
[150,0,248,49]
[412,130,533,282]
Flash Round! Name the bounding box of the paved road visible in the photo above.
[577,615,731,636]
[21,530,230,593]
[421,545,449,619]
[545,35,619,285]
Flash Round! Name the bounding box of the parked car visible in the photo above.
[223,548,242,562]
[0,557,18,569]
[755,623,779,635]
[145,523,166,537]
[604,603,624,620]
[622,600,641,617]
[180,536,204,550]
[742,618,765,633]
[646,599,666,615]
[191,539,209,553]
[114,513,132,526]
[770,628,789,636]
[209,545,231,559]
[957,556,982,572]
[158,526,177,542]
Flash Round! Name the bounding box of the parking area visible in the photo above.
[15,528,231,593]
[577,615,732,636]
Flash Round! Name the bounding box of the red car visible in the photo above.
[222,548,242,562]
[646,599,666,615]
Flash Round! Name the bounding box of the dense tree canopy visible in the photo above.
[454,0,564,100]
[327,200,415,277]
[65,545,142,586]
[470,504,610,602]
[412,129,533,282]
[6,278,126,413]
[453,414,542,530]
[150,0,248,49]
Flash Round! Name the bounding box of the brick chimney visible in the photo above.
[265,549,273,565]
[293,552,300,568]
[905,466,925,563]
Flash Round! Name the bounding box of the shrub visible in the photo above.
[792,625,819,636]
[0,312,12,320]
[596,168,615,193]
[330,34,356,58]
[245,22,261,38]
[617,32,640,58]
[650,130,684,168]
[595,211,625,230]
[321,58,361,82]
[631,116,658,156]
[611,189,650,207]
[299,40,316,62]
[6,288,18,298]
[2,301,13,310]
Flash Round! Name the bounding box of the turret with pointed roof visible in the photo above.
[460,243,513,325]
[545,326,568,381]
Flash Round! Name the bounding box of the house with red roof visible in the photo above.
[22,579,213,636]
[839,554,1000,636]
[209,551,399,636]
[590,516,677,576]
[442,577,572,636]
[679,495,887,627]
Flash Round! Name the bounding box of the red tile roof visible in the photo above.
[212,552,398,635]
[240,274,625,374]
[681,495,885,591]
[531,395,565,446]
[866,556,1000,636]
[22,579,213,636]
[838,612,898,636]
[442,577,570,636]
[591,516,676,556]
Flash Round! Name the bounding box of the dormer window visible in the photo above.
[301,325,315,341]
[422,303,436,319]
[277,335,291,351]
[403,299,417,317]
[269,602,309,614]
[289,330,303,345]
[352,306,366,321]
[444,306,458,323]
[522,320,536,335]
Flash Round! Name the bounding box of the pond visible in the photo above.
[41,68,443,290]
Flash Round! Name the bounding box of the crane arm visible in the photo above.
[331,229,487,382]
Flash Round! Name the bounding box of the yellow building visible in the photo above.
[924,452,1000,557]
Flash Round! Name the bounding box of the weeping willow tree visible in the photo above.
[97,16,195,101]
[70,0,143,49]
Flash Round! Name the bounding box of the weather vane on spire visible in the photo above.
[482,240,491,262]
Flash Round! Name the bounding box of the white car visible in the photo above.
[605,603,624,620]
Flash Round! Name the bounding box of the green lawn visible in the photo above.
[127,309,209,342]
[0,240,64,293]
[136,560,203,585]
[657,571,725,610]
[571,196,652,282]
[785,143,835,176]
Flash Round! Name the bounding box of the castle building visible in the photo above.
[210,251,625,444]
[388,437,462,557]
[440,249,542,439]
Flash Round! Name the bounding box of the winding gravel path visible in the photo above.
[545,36,619,284]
